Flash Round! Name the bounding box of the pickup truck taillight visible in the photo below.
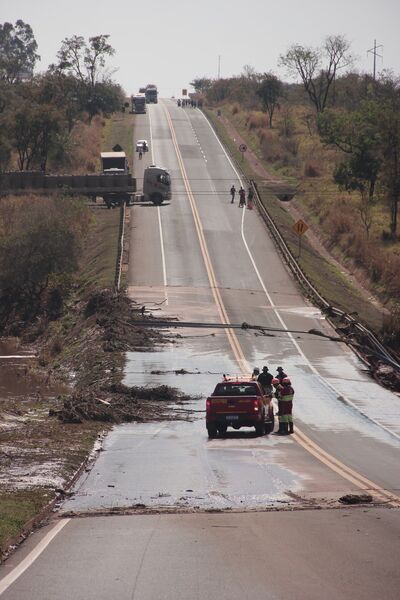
[206,398,211,411]
[253,398,259,412]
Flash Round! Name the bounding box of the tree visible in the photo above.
[377,86,400,238]
[318,105,381,236]
[0,20,39,83]
[10,97,63,170]
[279,35,352,112]
[54,34,115,122]
[190,77,212,94]
[256,73,283,127]
[55,34,115,87]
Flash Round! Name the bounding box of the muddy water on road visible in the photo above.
[62,337,361,514]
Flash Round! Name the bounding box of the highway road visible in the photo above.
[1,101,399,599]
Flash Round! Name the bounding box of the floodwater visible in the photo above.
[62,326,400,514]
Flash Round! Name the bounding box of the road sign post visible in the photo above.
[239,143,247,162]
[292,219,309,258]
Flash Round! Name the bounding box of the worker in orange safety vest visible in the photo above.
[274,377,295,435]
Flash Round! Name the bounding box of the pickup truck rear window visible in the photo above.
[213,383,259,396]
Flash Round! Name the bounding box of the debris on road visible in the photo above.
[339,494,373,505]
[55,383,195,424]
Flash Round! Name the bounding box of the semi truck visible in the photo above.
[0,151,171,207]
[145,84,158,104]
[136,165,171,205]
[101,152,171,207]
[131,93,146,114]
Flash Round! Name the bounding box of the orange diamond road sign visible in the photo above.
[292,219,309,236]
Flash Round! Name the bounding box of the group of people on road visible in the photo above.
[177,98,199,108]
[252,365,295,435]
[230,184,254,209]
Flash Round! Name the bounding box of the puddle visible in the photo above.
[123,343,239,399]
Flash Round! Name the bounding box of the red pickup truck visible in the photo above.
[206,378,275,438]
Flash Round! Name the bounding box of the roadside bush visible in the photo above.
[260,130,283,163]
[246,111,269,130]
[325,209,354,244]
[231,103,240,115]
[0,195,91,331]
[382,254,400,296]
[282,137,299,157]
[381,305,400,351]
[304,162,320,177]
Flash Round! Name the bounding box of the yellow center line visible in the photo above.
[162,102,400,508]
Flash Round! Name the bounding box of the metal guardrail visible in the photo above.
[115,202,126,292]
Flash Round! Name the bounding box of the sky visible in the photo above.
[1,0,399,97]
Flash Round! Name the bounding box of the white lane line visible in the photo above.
[148,105,168,305]
[200,110,400,441]
[0,519,70,595]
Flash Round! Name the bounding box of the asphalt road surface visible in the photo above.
[1,101,399,600]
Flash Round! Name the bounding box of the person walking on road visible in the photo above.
[230,185,236,203]
[275,377,295,434]
[238,187,246,207]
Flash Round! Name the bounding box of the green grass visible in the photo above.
[204,107,385,333]
[0,489,52,554]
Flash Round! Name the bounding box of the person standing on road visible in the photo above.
[275,377,295,434]
[251,367,260,380]
[275,366,287,383]
[257,366,274,395]
[238,187,246,207]
[247,186,254,210]
[230,185,236,203]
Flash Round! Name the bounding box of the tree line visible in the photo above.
[0,20,124,173]
[191,35,400,238]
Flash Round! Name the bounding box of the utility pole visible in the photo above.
[218,55,221,79]
[367,39,383,80]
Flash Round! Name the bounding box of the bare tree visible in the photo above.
[279,35,352,112]
[56,34,115,88]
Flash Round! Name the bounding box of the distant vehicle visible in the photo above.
[131,94,146,114]
[145,84,158,104]
[206,377,275,438]
[136,139,149,153]
[136,165,171,205]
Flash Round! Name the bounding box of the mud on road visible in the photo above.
[0,288,195,558]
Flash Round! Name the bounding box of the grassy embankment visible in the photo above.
[204,105,391,334]
[0,112,135,557]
